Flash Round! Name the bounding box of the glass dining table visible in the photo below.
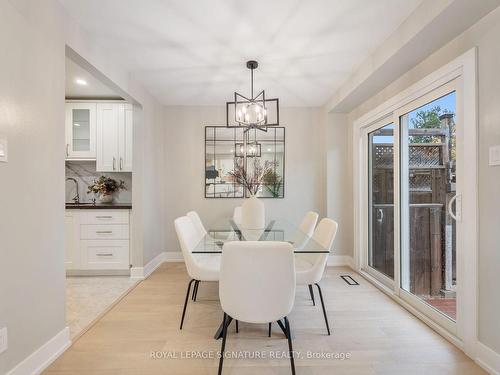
[192,218,330,254]
[192,218,329,340]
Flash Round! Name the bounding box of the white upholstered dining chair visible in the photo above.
[299,211,319,237]
[185,211,209,302]
[186,211,207,239]
[295,218,338,335]
[174,216,220,329]
[218,241,296,375]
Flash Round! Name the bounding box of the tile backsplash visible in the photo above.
[65,161,132,203]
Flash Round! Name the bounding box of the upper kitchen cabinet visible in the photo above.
[96,102,133,172]
[118,104,133,172]
[65,103,97,159]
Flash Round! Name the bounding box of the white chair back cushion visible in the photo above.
[233,206,242,225]
[313,218,338,250]
[187,211,207,238]
[299,211,319,237]
[174,216,203,279]
[220,241,295,323]
[296,218,339,285]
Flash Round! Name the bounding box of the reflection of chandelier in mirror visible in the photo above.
[235,141,261,158]
[226,60,279,133]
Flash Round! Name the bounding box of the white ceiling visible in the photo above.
[65,57,123,99]
[60,0,422,106]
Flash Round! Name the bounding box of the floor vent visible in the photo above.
[340,275,359,285]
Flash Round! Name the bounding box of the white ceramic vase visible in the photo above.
[241,194,265,229]
[99,194,114,203]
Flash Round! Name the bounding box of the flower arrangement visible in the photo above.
[228,158,278,196]
[87,176,126,199]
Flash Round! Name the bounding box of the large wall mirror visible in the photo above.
[205,126,285,198]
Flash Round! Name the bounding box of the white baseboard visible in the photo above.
[327,255,354,268]
[164,251,183,262]
[7,327,70,375]
[476,341,500,375]
[130,251,168,280]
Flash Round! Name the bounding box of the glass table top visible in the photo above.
[192,218,329,254]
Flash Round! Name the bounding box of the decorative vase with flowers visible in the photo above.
[87,176,126,204]
[229,158,277,229]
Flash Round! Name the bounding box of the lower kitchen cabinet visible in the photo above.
[65,209,130,272]
[81,240,130,270]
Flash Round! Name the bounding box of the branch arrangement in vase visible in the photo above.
[228,158,278,196]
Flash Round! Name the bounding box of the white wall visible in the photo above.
[163,106,327,252]
[324,113,353,256]
[0,1,167,372]
[342,5,500,362]
[64,14,166,266]
[0,1,66,373]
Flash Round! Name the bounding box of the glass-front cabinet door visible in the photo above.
[65,103,97,159]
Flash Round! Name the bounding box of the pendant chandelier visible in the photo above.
[226,60,279,133]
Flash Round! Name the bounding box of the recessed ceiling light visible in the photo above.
[267,148,272,152]
[75,78,88,86]
[74,123,81,127]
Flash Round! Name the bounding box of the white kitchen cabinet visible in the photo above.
[65,101,133,171]
[64,210,81,269]
[118,103,133,172]
[65,103,97,159]
[96,103,120,171]
[96,103,133,172]
[64,209,131,273]
[81,240,130,270]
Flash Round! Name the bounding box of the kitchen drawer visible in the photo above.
[82,240,129,270]
[80,224,129,240]
[80,210,129,225]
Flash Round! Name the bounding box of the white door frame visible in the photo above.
[362,116,396,289]
[352,48,478,356]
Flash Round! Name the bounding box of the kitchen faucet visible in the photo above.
[66,177,80,204]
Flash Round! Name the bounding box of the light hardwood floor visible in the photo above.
[45,263,486,375]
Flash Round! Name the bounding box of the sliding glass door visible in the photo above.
[363,79,460,333]
[367,123,395,284]
[399,88,458,325]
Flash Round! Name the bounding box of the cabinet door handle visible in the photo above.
[113,157,116,170]
[120,157,123,170]
[95,215,113,219]
[66,144,69,157]
[96,253,113,257]
[96,230,113,234]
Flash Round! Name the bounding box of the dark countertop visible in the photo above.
[65,203,132,210]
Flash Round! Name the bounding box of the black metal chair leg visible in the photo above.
[235,320,239,333]
[315,283,331,335]
[308,284,316,306]
[180,279,195,330]
[192,280,199,301]
[276,319,288,338]
[194,280,200,301]
[218,313,229,375]
[268,322,271,337]
[284,317,296,375]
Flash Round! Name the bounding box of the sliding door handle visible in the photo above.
[448,194,461,222]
